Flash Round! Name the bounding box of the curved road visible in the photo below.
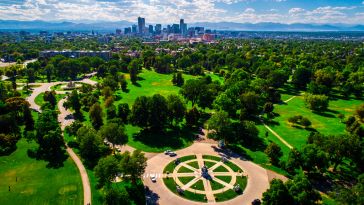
[26,78,97,205]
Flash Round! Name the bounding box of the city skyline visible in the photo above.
[0,0,364,24]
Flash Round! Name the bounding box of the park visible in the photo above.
[1,38,363,205]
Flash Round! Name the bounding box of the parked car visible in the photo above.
[169,152,177,157]
[150,174,156,182]
[164,150,172,155]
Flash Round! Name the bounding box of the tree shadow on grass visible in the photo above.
[133,126,197,150]
[312,111,336,118]
[280,84,301,96]
[27,148,68,168]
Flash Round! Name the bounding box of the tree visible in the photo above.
[99,123,128,149]
[117,103,130,124]
[104,96,114,108]
[104,186,130,205]
[77,126,108,167]
[304,94,329,111]
[180,79,203,106]
[285,148,303,174]
[292,67,312,89]
[263,102,274,119]
[300,117,312,128]
[94,155,120,187]
[89,103,103,129]
[336,174,364,205]
[185,107,200,127]
[286,173,321,205]
[264,142,282,166]
[128,59,140,84]
[172,72,185,86]
[43,91,57,109]
[207,111,232,143]
[262,179,294,205]
[213,93,237,117]
[130,96,150,128]
[356,104,364,122]
[120,150,147,184]
[34,109,65,164]
[0,134,18,155]
[149,94,169,130]
[301,144,328,173]
[120,78,128,92]
[240,91,261,117]
[166,94,186,125]
[65,90,81,115]
[23,106,34,131]
[106,104,117,120]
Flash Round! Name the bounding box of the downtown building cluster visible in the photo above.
[117,17,216,43]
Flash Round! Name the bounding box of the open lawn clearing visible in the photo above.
[0,139,83,205]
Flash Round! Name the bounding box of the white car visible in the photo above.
[164,150,172,155]
[150,174,156,182]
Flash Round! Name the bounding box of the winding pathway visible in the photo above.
[26,78,97,205]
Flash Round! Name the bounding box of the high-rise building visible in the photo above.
[116,29,122,35]
[149,25,154,34]
[171,24,180,34]
[155,24,162,35]
[124,27,131,35]
[132,25,137,33]
[138,17,145,34]
[180,19,187,36]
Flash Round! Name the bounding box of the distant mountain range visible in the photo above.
[1,20,364,32]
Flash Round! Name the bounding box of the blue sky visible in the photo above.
[0,0,364,24]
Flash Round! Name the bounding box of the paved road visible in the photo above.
[26,78,97,205]
[144,143,287,205]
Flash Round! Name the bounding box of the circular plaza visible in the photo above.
[163,154,247,203]
[143,143,284,205]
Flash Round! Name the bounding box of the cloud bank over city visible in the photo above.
[0,0,364,24]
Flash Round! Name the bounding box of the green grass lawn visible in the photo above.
[125,125,196,153]
[224,161,243,172]
[204,161,216,169]
[34,93,45,106]
[163,178,206,203]
[210,178,226,190]
[202,155,221,161]
[214,189,238,202]
[178,165,195,173]
[192,179,204,191]
[0,139,83,205]
[178,176,195,184]
[212,165,228,172]
[186,161,199,169]
[262,94,363,150]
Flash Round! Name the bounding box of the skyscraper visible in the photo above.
[138,17,145,34]
[155,24,162,35]
[180,19,187,36]
[149,25,154,34]
[132,25,137,33]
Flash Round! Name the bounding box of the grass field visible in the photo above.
[261,92,363,151]
[0,139,83,205]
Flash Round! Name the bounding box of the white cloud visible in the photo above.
[0,1,363,24]
[289,7,305,15]
[244,8,255,13]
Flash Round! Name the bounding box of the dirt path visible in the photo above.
[260,118,293,149]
